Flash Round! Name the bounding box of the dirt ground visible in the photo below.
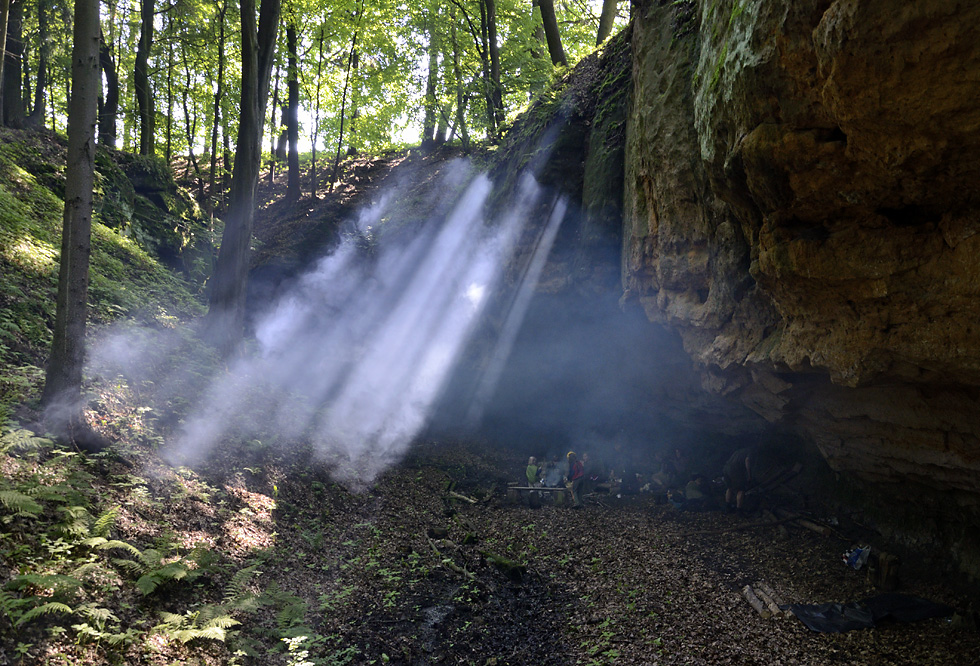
[195,439,980,666]
[4,436,979,665]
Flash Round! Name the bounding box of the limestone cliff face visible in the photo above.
[624,0,980,541]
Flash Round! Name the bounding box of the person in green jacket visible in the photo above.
[526,457,541,486]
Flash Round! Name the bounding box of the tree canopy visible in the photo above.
[6,0,627,170]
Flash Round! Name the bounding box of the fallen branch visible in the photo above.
[772,507,849,540]
[449,491,478,504]
[428,538,474,579]
[480,550,526,583]
[796,517,833,536]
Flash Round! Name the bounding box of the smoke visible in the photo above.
[158,163,562,485]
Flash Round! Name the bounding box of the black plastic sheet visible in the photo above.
[785,593,953,633]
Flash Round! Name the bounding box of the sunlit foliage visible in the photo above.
[27,0,627,159]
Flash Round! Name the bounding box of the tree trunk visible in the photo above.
[21,16,28,116]
[450,5,469,150]
[421,2,439,148]
[596,0,617,45]
[97,30,118,146]
[346,49,359,155]
[24,0,47,126]
[286,21,300,201]
[486,0,502,130]
[209,0,227,215]
[539,0,566,67]
[164,10,172,164]
[435,106,448,144]
[206,0,282,354]
[180,46,204,199]
[222,121,232,211]
[3,0,24,126]
[267,61,280,183]
[134,0,154,155]
[529,0,547,97]
[0,0,9,118]
[478,0,493,136]
[42,0,105,452]
[310,24,324,198]
[330,21,359,190]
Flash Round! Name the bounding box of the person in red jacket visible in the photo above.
[566,451,585,508]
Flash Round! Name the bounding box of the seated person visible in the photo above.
[668,474,711,511]
[526,457,541,487]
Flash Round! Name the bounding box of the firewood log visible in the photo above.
[741,585,771,619]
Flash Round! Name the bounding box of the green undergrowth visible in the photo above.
[0,425,319,664]
[0,129,206,423]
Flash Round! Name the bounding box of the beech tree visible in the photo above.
[286,18,300,201]
[539,0,566,67]
[3,0,24,125]
[206,0,282,353]
[134,0,154,154]
[596,0,618,45]
[98,28,119,146]
[421,0,440,147]
[42,0,104,450]
[207,0,229,213]
[26,0,51,128]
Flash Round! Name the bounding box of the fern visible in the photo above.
[0,589,27,621]
[158,611,186,625]
[82,536,142,558]
[0,426,52,455]
[275,595,309,634]
[111,557,145,576]
[16,601,74,625]
[72,622,104,641]
[153,609,240,644]
[104,627,142,646]
[57,504,91,537]
[76,603,119,628]
[91,506,120,538]
[32,486,75,505]
[8,573,84,594]
[71,562,109,580]
[224,565,262,604]
[137,561,193,595]
[139,547,164,568]
[0,489,43,516]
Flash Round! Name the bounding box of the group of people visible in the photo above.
[664,446,755,513]
[525,451,588,508]
[524,445,757,514]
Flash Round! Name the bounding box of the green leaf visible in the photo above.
[17,602,74,625]
[0,490,42,516]
[92,506,121,538]
[82,537,142,558]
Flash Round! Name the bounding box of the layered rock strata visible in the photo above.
[623,0,980,564]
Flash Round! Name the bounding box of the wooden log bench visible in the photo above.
[507,485,571,506]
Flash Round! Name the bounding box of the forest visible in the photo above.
[3,0,623,182]
[2,0,979,664]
